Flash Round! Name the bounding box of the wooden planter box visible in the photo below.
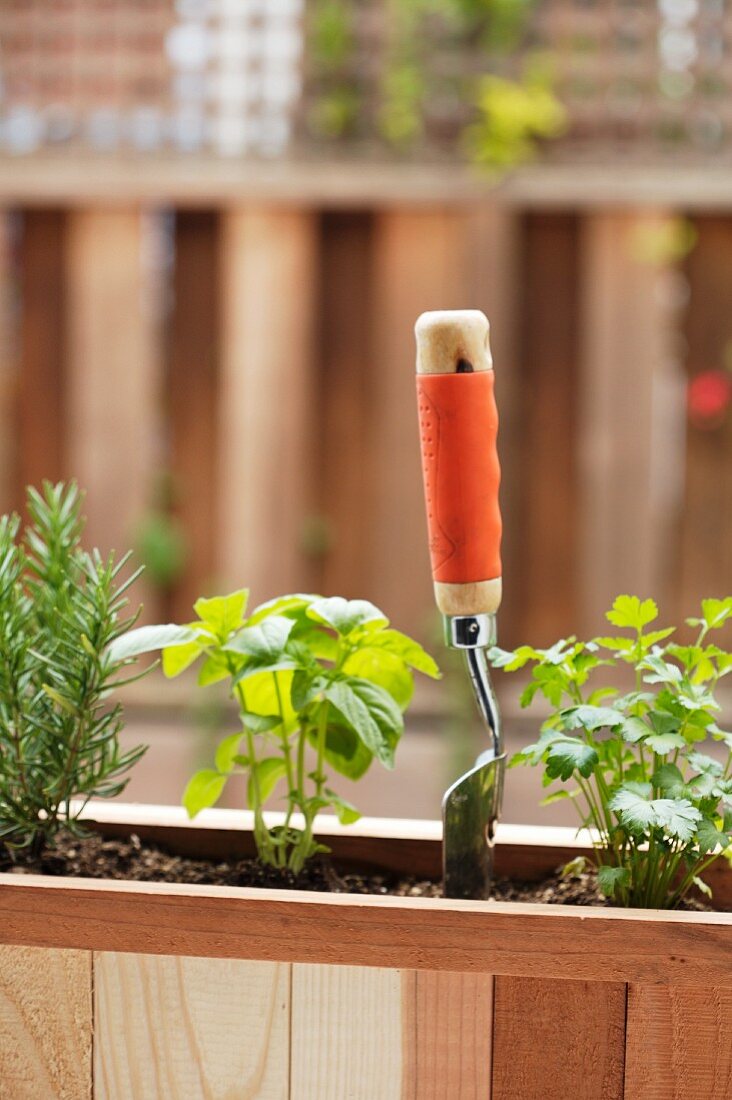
[0,804,730,1100]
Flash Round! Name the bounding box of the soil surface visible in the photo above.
[0,831,709,909]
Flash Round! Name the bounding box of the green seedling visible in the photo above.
[490,595,732,908]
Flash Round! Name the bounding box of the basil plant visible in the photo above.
[112,592,439,873]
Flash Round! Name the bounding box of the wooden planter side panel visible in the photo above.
[291,965,404,1100]
[94,954,289,1100]
[0,946,91,1100]
[401,969,494,1100]
[290,965,494,1100]
[1,945,732,1099]
[624,985,732,1100]
[492,977,627,1100]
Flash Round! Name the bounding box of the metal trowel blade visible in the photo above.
[442,752,506,900]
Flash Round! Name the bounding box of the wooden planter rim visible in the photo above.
[0,803,730,987]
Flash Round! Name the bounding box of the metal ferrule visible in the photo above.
[443,612,496,650]
[442,613,502,761]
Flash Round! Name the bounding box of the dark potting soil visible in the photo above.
[0,830,711,909]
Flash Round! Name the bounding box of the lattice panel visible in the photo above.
[0,0,304,156]
[300,0,732,162]
[533,0,732,161]
[2,0,732,161]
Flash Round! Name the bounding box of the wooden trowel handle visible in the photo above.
[415,309,502,618]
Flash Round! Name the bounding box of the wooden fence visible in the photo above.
[0,160,730,648]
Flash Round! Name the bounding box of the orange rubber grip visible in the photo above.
[416,371,502,585]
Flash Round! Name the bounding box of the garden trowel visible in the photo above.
[415,309,504,900]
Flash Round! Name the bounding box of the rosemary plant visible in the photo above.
[0,483,146,858]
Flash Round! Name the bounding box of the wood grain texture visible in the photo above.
[66,208,162,614]
[677,216,732,622]
[624,984,732,1100]
[317,211,375,598]
[579,210,678,634]
[492,977,626,1100]
[0,946,91,1100]
[3,158,732,209]
[94,953,289,1100]
[218,207,317,601]
[0,872,730,985]
[467,203,521,647]
[168,210,220,619]
[17,209,66,503]
[433,578,502,617]
[402,970,493,1099]
[0,212,16,515]
[291,964,403,1100]
[515,213,580,643]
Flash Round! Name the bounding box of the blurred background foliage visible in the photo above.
[307,0,565,166]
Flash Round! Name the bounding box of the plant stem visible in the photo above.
[227,657,274,864]
[272,673,295,794]
[575,776,607,844]
[287,724,310,874]
[669,851,720,907]
[315,702,328,798]
[272,673,297,857]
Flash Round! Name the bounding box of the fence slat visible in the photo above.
[18,210,66,503]
[515,213,580,643]
[678,215,732,619]
[317,211,374,597]
[624,984,732,1099]
[66,209,162,588]
[290,964,403,1100]
[218,208,317,603]
[370,209,469,637]
[467,203,522,646]
[0,213,16,516]
[492,976,626,1100]
[579,210,678,633]
[94,953,289,1100]
[168,210,220,617]
[0,946,92,1100]
[401,970,493,1099]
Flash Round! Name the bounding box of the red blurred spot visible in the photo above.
[687,370,732,429]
